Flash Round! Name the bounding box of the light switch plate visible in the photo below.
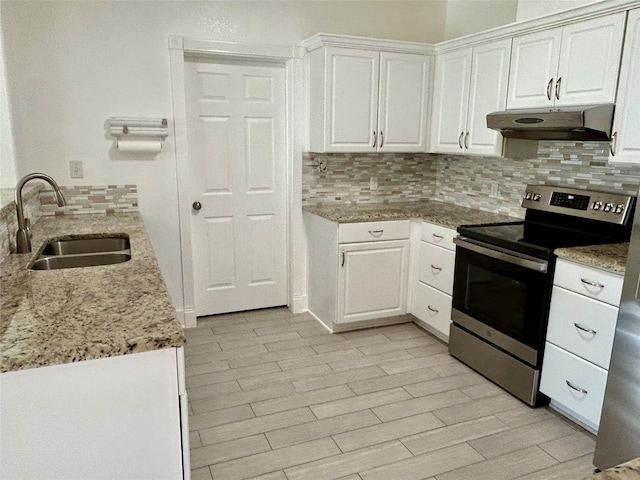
[69,160,84,178]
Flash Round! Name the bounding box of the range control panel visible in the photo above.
[522,184,634,225]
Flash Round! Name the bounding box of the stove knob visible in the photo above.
[615,204,625,214]
[533,194,541,201]
[525,192,532,200]
[592,201,603,211]
[604,203,613,212]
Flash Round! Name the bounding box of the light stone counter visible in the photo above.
[303,200,518,229]
[555,243,629,275]
[584,458,640,479]
[0,213,185,373]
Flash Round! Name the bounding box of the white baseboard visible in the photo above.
[176,306,197,328]
[291,293,308,314]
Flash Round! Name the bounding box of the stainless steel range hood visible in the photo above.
[486,104,614,141]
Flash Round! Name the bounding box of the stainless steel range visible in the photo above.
[449,184,636,406]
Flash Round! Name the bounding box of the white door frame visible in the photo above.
[169,36,306,328]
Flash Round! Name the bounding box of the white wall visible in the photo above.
[444,0,518,40]
[0,6,16,188]
[0,0,518,318]
[516,0,602,21]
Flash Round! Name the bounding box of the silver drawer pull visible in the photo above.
[574,323,597,335]
[432,234,444,240]
[581,278,604,289]
[566,380,588,395]
[427,306,439,314]
[430,264,442,272]
[368,229,384,237]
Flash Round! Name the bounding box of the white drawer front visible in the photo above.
[420,222,457,251]
[339,220,411,244]
[554,258,623,306]
[540,342,608,430]
[412,281,452,339]
[547,286,618,369]
[418,242,455,295]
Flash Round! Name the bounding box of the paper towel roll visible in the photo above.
[117,139,162,153]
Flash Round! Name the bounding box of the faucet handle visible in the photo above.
[25,218,31,238]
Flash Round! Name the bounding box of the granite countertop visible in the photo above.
[584,458,640,479]
[555,243,629,275]
[0,213,186,373]
[303,200,518,229]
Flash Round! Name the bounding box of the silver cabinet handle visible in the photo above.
[372,131,377,149]
[432,233,444,240]
[555,77,562,100]
[380,131,384,148]
[581,278,604,289]
[458,131,464,149]
[464,132,469,149]
[610,131,617,157]
[574,323,597,335]
[430,264,442,271]
[566,380,588,395]
[368,229,384,237]
[341,251,345,267]
[427,305,439,314]
[192,201,202,211]
[547,78,553,101]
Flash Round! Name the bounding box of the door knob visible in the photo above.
[192,201,202,211]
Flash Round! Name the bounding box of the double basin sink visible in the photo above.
[29,235,132,270]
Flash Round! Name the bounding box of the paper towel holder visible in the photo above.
[109,117,168,154]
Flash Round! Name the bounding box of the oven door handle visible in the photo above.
[453,237,548,273]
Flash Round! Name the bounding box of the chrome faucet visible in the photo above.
[15,173,67,253]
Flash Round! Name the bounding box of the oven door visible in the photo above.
[452,237,551,367]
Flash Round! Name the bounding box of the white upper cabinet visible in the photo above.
[377,52,430,152]
[322,48,380,152]
[609,8,640,165]
[507,13,625,109]
[307,39,431,153]
[431,39,511,156]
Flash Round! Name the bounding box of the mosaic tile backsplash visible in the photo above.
[303,141,640,219]
[40,185,138,216]
[0,184,44,261]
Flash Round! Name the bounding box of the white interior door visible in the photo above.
[186,59,287,316]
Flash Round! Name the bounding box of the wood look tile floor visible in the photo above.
[185,308,597,480]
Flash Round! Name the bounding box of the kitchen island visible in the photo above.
[0,213,188,480]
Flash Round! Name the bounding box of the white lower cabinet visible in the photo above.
[305,212,410,331]
[0,348,189,480]
[411,221,457,341]
[540,259,622,433]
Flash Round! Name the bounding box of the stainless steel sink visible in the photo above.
[41,236,130,255]
[29,235,132,270]
[30,252,132,270]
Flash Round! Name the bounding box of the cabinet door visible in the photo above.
[610,8,640,165]
[556,13,625,106]
[507,28,562,109]
[325,48,379,152]
[430,48,472,154]
[338,240,409,324]
[378,52,430,152]
[466,39,511,156]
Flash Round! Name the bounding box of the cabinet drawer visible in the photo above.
[421,222,457,251]
[554,258,623,306]
[418,242,455,295]
[412,281,452,339]
[547,286,618,369]
[540,342,608,430]
[339,220,410,244]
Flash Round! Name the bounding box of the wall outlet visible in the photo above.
[69,160,84,179]
[370,176,378,191]
[490,181,499,198]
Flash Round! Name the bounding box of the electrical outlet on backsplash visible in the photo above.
[302,141,640,219]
